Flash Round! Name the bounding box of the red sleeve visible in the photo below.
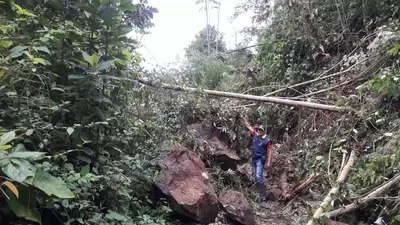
[251,130,257,136]
[266,142,272,150]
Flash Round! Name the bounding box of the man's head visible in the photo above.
[257,125,266,135]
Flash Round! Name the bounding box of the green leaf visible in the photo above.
[66,127,74,135]
[2,159,35,183]
[82,51,92,65]
[12,2,37,17]
[13,144,26,152]
[7,151,46,159]
[9,45,27,58]
[105,210,128,222]
[25,129,33,136]
[96,60,113,71]
[6,92,17,96]
[32,58,46,65]
[6,186,41,224]
[33,46,51,55]
[80,164,90,176]
[0,131,16,146]
[89,54,100,65]
[32,169,75,198]
[0,40,13,48]
[0,145,12,151]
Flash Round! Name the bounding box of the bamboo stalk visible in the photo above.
[138,79,356,113]
[329,173,400,217]
[306,150,356,225]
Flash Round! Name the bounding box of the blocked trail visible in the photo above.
[154,119,312,225]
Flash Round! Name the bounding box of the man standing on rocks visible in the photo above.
[239,114,272,201]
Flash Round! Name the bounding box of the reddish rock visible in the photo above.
[205,137,240,170]
[218,190,256,225]
[156,146,218,224]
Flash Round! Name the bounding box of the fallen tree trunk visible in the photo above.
[138,79,356,113]
[329,173,400,217]
[307,150,356,225]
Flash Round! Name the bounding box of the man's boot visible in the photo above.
[256,183,266,202]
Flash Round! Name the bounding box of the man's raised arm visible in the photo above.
[239,114,255,134]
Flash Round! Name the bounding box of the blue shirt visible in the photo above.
[251,132,270,159]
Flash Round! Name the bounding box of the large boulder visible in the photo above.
[156,145,218,224]
[204,137,240,170]
[236,163,253,184]
[218,190,255,225]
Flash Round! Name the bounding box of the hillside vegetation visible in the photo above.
[0,0,400,225]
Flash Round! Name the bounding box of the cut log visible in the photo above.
[138,79,356,113]
[307,150,356,225]
[279,170,321,199]
[284,172,321,199]
[329,173,400,217]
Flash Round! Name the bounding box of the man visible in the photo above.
[239,114,272,201]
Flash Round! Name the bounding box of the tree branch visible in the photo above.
[263,56,374,97]
[329,173,400,217]
[307,150,356,225]
[294,55,388,99]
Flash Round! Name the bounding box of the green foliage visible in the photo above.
[0,132,74,223]
[0,0,168,224]
[370,74,400,99]
[184,54,229,89]
[185,25,227,57]
[180,26,232,90]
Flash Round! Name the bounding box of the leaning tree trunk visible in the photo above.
[138,79,357,113]
[329,173,400,217]
[306,150,356,225]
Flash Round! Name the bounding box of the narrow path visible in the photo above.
[251,200,294,225]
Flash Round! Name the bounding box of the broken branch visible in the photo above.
[307,150,356,225]
[263,56,373,97]
[329,173,400,217]
[294,55,388,99]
